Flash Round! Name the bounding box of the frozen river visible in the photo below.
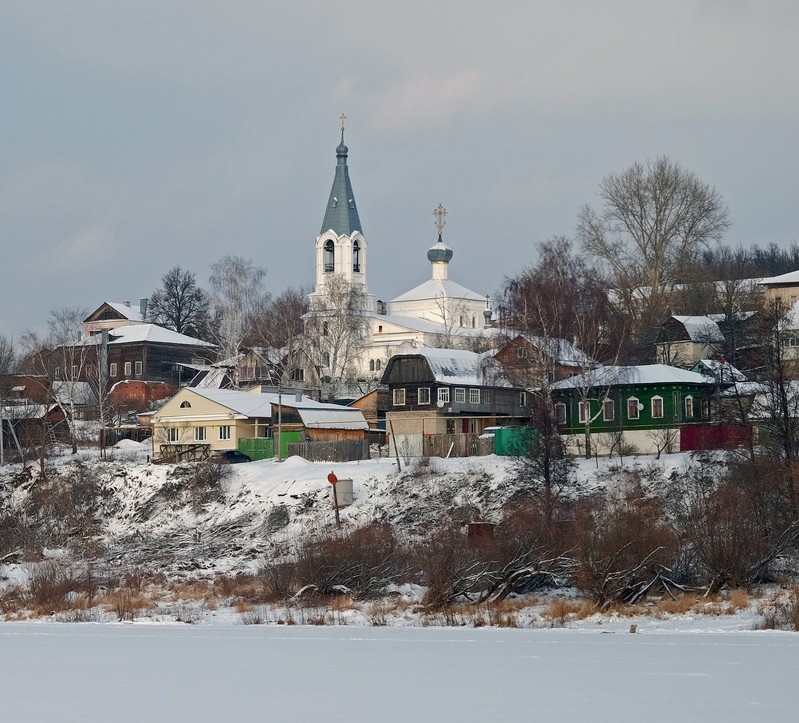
[2,623,797,722]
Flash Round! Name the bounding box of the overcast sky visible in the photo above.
[2,1,798,340]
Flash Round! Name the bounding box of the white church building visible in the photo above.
[305,125,495,392]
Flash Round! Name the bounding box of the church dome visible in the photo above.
[427,240,453,263]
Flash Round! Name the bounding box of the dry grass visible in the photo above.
[541,597,597,627]
[757,587,799,631]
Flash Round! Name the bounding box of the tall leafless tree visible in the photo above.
[148,266,212,339]
[578,157,730,360]
[209,255,268,378]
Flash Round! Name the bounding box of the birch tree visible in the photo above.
[578,157,730,359]
[209,255,268,378]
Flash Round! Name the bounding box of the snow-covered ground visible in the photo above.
[1,623,797,722]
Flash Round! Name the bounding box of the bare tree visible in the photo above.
[305,273,370,400]
[209,255,268,379]
[148,266,211,339]
[578,157,730,359]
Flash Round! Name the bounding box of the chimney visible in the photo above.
[140,298,148,320]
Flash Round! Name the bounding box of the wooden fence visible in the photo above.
[287,438,371,463]
[421,433,492,459]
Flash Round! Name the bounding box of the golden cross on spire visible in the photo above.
[433,204,447,238]
[339,113,347,132]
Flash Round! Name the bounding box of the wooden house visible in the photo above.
[550,364,718,455]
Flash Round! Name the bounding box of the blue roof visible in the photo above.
[320,131,363,236]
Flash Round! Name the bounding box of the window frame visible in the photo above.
[578,400,589,423]
[418,387,431,405]
[393,388,406,406]
[437,387,450,404]
[454,388,466,404]
[602,398,615,422]
[651,395,664,419]
[109,362,118,378]
[124,361,132,376]
[555,402,567,425]
[194,427,206,442]
[469,388,480,404]
[134,360,143,376]
[219,425,231,441]
[627,396,640,420]
[685,395,694,419]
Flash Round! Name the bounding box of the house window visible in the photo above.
[459,315,465,326]
[603,398,615,422]
[180,401,192,408]
[483,389,493,405]
[446,419,456,434]
[520,391,527,406]
[418,387,430,405]
[469,389,480,404]
[517,347,528,359]
[167,428,179,442]
[378,325,383,333]
[369,359,375,372]
[71,365,79,378]
[455,388,466,404]
[555,402,567,425]
[219,426,231,441]
[324,239,335,272]
[353,240,361,273]
[578,401,589,423]
[438,387,450,404]
[194,427,206,441]
[627,397,640,420]
[109,363,118,377]
[651,396,664,419]
[685,395,694,419]
[134,361,143,376]
[393,388,406,406]
[124,361,132,376]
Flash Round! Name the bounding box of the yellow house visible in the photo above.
[151,386,368,462]
[151,387,275,460]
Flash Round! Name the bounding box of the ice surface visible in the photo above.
[1,624,797,722]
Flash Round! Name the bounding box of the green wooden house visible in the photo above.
[550,364,717,455]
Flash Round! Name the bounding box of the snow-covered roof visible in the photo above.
[0,403,55,420]
[691,359,747,383]
[519,335,597,368]
[397,348,511,387]
[52,381,97,406]
[670,316,724,343]
[105,302,145,322]
[760,270,799,286]
[81,324,215,348]
[172,388,367,429]
[390,278,485,304]
[551,364,715,390]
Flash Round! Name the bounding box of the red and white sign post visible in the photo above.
[327,471,341,526]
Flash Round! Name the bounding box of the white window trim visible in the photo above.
[124,361,132,376]
[685,395,694,419]
[418,387,430,405]
[578,400,589,423]
[393,388,406,406]
[602,398,615,422]
[469,388,480,404]
[194,427,206,441]
[134,360,143,376]
[555,402,567,425]
[219,425,231,441]
[651,395,664,419]
[438,387,450,404]
[109,363,118,377]
[454,388,466,404]
[627,396,640,420]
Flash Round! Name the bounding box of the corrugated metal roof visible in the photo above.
[551,364,714,390]
[295,408,368,430]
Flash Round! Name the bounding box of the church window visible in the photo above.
[369,359,375,372]
[323,321,329,336]
[375,359,381,371]
[472,316,476,328]
[322,352,330,367]
[353,240,361,273]
[324,240,335,273]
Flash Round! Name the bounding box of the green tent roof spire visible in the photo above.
[320,120,363,237]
